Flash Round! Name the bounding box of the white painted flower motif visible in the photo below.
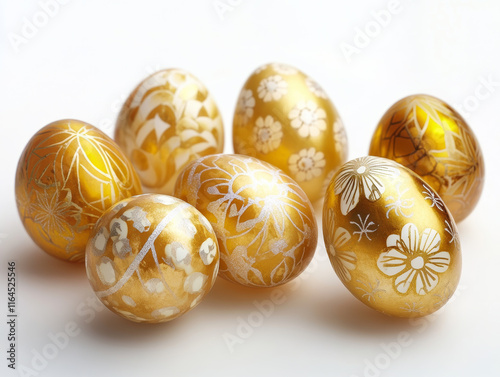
[355,279,385,302]
[164,242,191,270]
[400,302,423,314]
[199,238,217,265]
[422,185,445,211]
[110,218,128,241]
[151,307,180,319]
[271,63,298,75]
[235,89,255,126]
[384,183,415,219]
[181,218,197,238]
[92,227,109,256]
[377,223,451,295]
[122,295,136,307]
[288,148,326,182]
[122,207,151,233]
[30,187,80,235]
[109,217,132,258]
[96,257,116,285]
[350,214,377,241]
[257,75,288,102]
[444,219,460,246]
[144,278,164,294]
[328,227,357,282]
[288,100,327,138]
[113,238,132,258]
[334,156,400,215]
[305,77,327,99]
[253,115,283,154]
[184,272,208,294]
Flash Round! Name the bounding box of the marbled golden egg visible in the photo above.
[232,63,348,203]
[115,68,224,195]
[174,154,317,287]
[15,119,142,262]
[369,94,484,222]
[85,194,219,323]
[323,156,462,318]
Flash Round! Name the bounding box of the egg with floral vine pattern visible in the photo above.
[175,154,317,288]
[323,156,461,318]
[233,63,348,203]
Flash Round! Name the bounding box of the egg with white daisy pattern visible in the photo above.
[323,156,462,318]
[233,63,348,203]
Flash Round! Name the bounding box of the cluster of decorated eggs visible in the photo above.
[15,63,484,323]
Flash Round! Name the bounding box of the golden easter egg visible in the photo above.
[15,119,142,262]
[174,154,317,287]
[115,68,224,195]
[369,94,484,222]
[85,194,219,323]
[232,63,348,203]
[323,156,462,318]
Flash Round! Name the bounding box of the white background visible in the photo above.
[1,0,499,376]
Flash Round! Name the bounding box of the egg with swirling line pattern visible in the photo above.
[15,119,142,262]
